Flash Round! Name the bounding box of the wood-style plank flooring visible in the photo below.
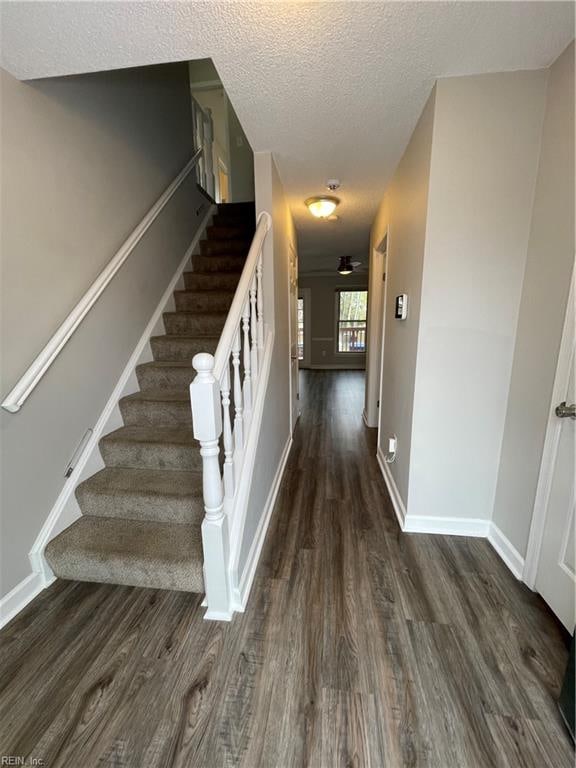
[1,371,573,767]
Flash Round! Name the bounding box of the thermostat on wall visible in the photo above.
[395,294,408,320]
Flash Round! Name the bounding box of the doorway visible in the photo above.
[365,232,388,428]
[218,160,230,203]
[524,272,575,632]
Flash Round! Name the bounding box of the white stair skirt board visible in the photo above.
[231,434,293,613]
[487,523,525,580]
[0,572,55,630]
[376,446,407,530]
[27,205,216,592]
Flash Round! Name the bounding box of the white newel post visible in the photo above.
[190,353,231,619]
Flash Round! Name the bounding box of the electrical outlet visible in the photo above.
[385,433,398,464]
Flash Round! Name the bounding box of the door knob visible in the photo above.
[555,401,576,419]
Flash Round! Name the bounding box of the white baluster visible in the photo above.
[190,353,223,521]
[250,275,258,383]
[242,299,252,413]
[221,362,234,498]
[232,327,244,450]
[190,352,231,619]
[257,253,264,351]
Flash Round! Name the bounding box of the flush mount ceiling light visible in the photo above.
[338,256,354,275]
[305,195,340,219]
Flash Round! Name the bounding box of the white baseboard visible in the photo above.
[376,446,406,529]
[403,515,491,537]
[374,447,521,577]
[204,608,235,621]
[28,205,216,587]
[231,433,293,612]
[0,572,55,630]
[487,523,524,579]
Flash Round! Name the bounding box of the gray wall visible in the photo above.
[409,69,547,522]
[492,43,575,556]
[226,97,255,203]
[372,90,436,504]
[0,62,208,597]
[298,273,368,369]
[237,152,295,576]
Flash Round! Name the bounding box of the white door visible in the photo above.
[527,276,575,632]
[289,246,300,432]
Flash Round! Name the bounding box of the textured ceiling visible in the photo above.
[1,2,573,273]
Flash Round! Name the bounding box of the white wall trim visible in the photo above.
[1,151,203,413]
[27,205,216,587]
[376,446,406,529]
[523,269,575,589]
[488,523,525,579]
[231,434,292,613]
[403,515,491,537]
[0,572,55,630]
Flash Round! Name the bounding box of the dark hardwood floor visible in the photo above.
[0,371,572,767]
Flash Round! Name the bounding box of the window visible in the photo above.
[337,290,367,352]
[297,297,304,360]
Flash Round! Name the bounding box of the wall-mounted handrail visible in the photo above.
[1,148,203,414]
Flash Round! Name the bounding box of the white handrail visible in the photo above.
[2,149,203,413]
[213,212,271,379]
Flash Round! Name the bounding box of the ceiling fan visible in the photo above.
[337,256,365,275]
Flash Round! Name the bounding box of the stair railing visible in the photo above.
[190,210,272,619]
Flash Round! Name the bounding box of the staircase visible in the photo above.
[45,202,256,594]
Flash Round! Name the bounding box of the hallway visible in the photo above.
[0,371,572,767]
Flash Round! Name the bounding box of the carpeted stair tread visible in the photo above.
[191,253,247,273]
[150,334,219,362]
[120,389,193,427]
[200,239,251,256]
[136,361,195,392]
[174,289,235,312]
[122,388,191,403]
[207,225,254,239]
[163,310,228,336]
[45,516,204,592]
[182,271,243,291]
[100,425,201,471]
[76,467,203,524]
[211,214,256,228]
